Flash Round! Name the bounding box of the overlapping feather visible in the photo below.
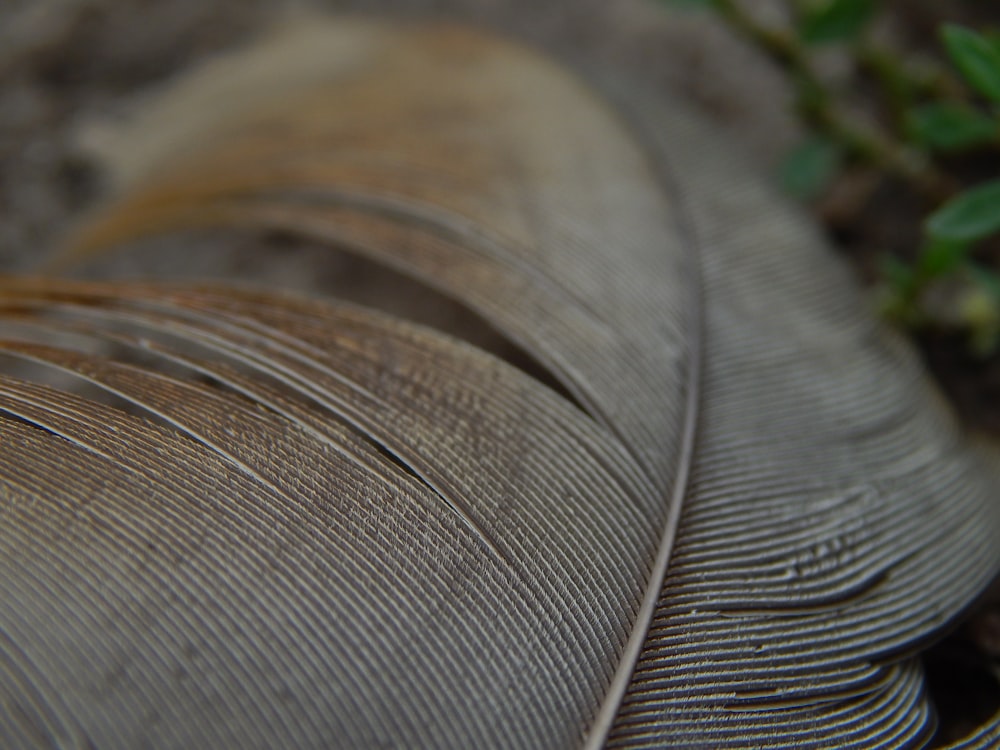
[1,17,998,749]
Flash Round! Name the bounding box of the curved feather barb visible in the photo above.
[2,16,999,749]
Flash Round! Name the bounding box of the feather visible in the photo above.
[2,16,999,749]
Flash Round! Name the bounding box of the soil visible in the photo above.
[0,0,997,745]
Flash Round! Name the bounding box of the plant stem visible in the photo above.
[856,42,967,128]
[711,0,953,200]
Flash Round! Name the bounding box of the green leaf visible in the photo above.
[927,178,1000,241]
[987,31,1000,58]
[880,254,916,291]
[906,102,998,151]
[800,0,877,45]
[968,262,1000,301]
[779,136,843,199]
[942,24,1000,103]
[878,255,921,324]
[916,237,970,276]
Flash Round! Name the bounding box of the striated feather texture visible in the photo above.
[1,17,999,749]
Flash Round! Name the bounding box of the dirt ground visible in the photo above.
[1,0,997,745]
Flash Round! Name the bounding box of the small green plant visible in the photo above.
[658,0,1000,353]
